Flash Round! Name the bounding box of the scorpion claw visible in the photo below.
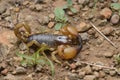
[57,45,78,60]
[14,23,31,42]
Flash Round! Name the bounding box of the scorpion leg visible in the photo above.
[26,40,41,48]
[51,50,61,64]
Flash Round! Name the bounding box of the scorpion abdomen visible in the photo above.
[27,34,58,46]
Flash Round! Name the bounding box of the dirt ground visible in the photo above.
[0,0,120,80]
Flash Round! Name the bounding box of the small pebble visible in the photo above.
[102,27,114,36]
[1,69,8,75]
[110,14,120,25]
[80,33,89,41]
[13,67,26,74]
[78,71,85,78]
[4,74,16,80]
[103,51,114,58]
[111,0,118,3]
[29,4,35,10]
[84,75,96,80]
[13,7,20,12]
[23,1,29,6]
[99,71,106,78]
[109,70,116,76]
[78,0,86,4]
[35,65,42,72]
[92,66,102,71]
[93,72,99,78]
[67,11,74,16]
[35,4,42,11]
[88,2,94,8]
[48,22,55,28]
[100,8,112,19]
[82,65,92,74]
[49,14,55,19]
[76,22,91,32]
[69,63,76,69]
[0,4,7,14]
[42,16,49,24]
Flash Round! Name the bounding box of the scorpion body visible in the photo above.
[27,34,71,47]
[14,22,83,63]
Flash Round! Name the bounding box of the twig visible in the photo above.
[79,61,117,71]
[90,22,117,49]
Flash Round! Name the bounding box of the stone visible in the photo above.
[76,22,91,32]
[4,74,16,80]
[67,72,80,80]
[1,69,8,75]
[84,75,96,80]
[88,2,94,8]
[96,37,104,45]
[99,71,106,78]
[24,74,33,80]
[82,65,92,74]
[97,19,108,26]
[103,51,114,58]
[80,33,89,41]
[39,16,49,24]
[92,66,102,71]
[100,8,112,19]
[49,14,55,19]
[111,0,118,2]
[0,30,17,47]
[64,76,70,80]
[35,4,42,11]
[109,70,116,76]
[48,22,55,28]
[14,67,26,74]
[13,7,20,12]
[23,1,29,6]
[67,11,74,16]
[93,72,99,78]
[35,65,42,72]
[0,43,9,59]
[0,3,7,14]
[19,43,27,51]
[29,4,35,10]
[78,71,86,78]
[110,14,120,25]
[78,0,86,4]
[102,27,114,36]
[69,63,76,69]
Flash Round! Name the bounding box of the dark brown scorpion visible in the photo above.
[14,22,82,63]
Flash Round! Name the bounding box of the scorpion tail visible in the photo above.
[14,22,31,42]
[76,35,83,53]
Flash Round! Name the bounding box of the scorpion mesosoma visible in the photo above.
[14,22,82,64]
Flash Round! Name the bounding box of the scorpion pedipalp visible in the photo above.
[14,22,31,42]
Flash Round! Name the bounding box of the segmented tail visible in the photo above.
[76,35,83,53]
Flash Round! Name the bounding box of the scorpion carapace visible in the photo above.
[14,22,83,63]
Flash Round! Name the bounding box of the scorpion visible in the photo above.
[14,22,82,63]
